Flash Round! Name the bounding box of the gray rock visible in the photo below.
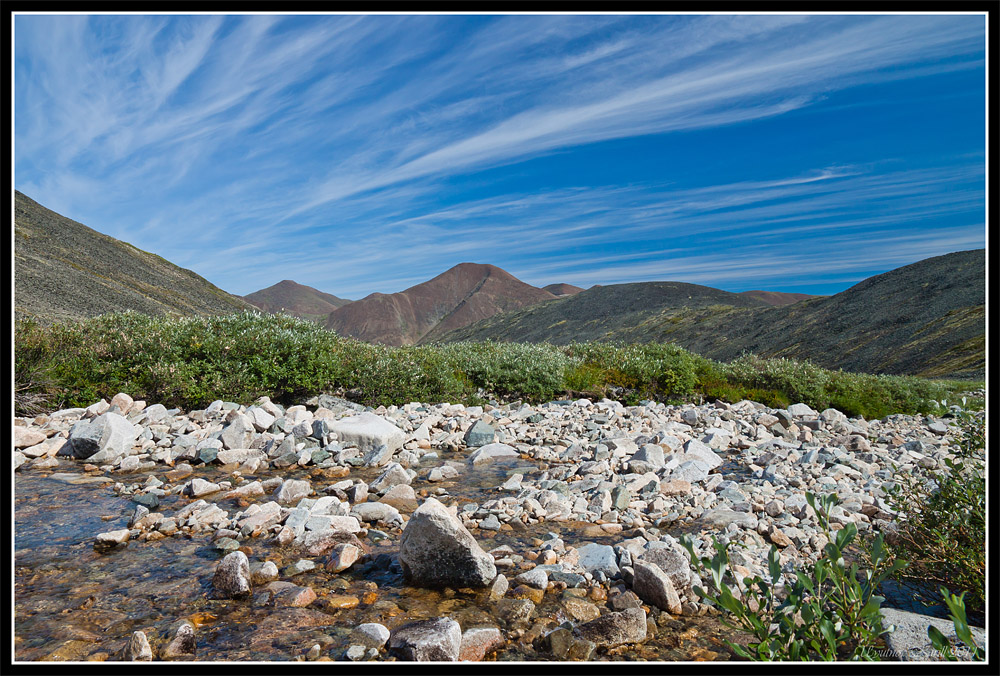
[351,501,403,526]
[881,608,986,661]
[575,607,647,647]
[698,509,758,530]
[467,442,519,464]
[463,420,495,447]
[94,528,130,552]
[681,439,723,469]
[632,444,665,468]
[120,630,153,661]
[331,413,405,454]
[388,617,462,661]
[788,403,819,417]
[398,497,497,588]
[213,551,251,598]
[220,415,255,450]
[632,560,682,614]
[361,444,393,468]
[275,479,311,505]
[67,413,140,463]
[638,544,691,591]
[575,542,620,578]
[352,622,391,650]
[184,478,221,497]
[162,620,197,659]
[515,568,548,590]
[369,462,411,493]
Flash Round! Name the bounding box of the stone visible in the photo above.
[547,628,596,661]
[110,392,135,415]
[247,406,276,432]
[488,574,509,600]
[94,529,130,552]
[575,607,647,647]
[380,484,419,512]
[327,543,362,573]
[213,551,251,598]
[275,479,311,505]
[388,617,462,661]
[251,561,279,584]
[220,415,255,450]
[515,568,548,590]
[162,621,197,659]
[575,542,620,578]
[632,444,665,468]
[881,608,986,661]
[273,584,317,608]
[184,478,221,497]
[330,413,405,454]
[561,597,601,622]
[361,444,393,468]
[463,420,495,447]
[120,630,152,661]
[369,462,412,494]
[352,623,391,650]
[459,626,504,661]
[398,497,497,588]
[680,439,723,469]
[67,413,140,463]
[351,501,403,526]
[788,403,819,417]
[467,443,519,464]
[638,544,692,591]
[632,560,682,614]
[698,509,758,530]
[14,426,46,449]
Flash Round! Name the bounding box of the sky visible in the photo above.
[13,13,987,299]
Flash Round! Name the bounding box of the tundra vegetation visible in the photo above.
[15,311,980,419]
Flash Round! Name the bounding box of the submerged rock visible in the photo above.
[388,617,462,661]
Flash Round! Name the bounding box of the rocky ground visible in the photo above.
[13,391,985,662]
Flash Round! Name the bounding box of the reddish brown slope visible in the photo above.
[243,280,351,318]
[325,263,557,345]
[739,290,817,306]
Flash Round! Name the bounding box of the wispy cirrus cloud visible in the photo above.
[13,14,986,298]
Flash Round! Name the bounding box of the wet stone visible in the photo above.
[388,617,462,662]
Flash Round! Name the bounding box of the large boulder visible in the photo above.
[388,617,462,661]
[67,413,140,463]
[398,498,496,588]
[330,413,405,454]
[14,426,46,449]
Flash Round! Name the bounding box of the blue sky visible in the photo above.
[14,13,987,299]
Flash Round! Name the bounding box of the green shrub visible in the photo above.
[878,411,985,614]
[436,341,571,402]
[681,493,904,661]
[929,588,985,661]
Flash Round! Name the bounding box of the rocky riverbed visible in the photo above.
[13,392,985,661]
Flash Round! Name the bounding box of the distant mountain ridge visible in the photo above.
[244,280,351,322]
[543,283,585,297]
[14,191,258,323]
[436,250,985,379]
[326,262,557,346]
[739,290,818,306]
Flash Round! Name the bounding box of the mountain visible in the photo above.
[325,263,558,346]
[437,280,769,345]
[14,191,258,324]
[244,280,351,323]
[739,290,817,306]
[436,250,985,379]
[543,283,585,297]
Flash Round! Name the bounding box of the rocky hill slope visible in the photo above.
[244,280,351,323]
[14,191,258,324]
[436,250,985,379]
[326,263,557,346]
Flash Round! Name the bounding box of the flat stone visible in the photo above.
[330,413,405,454]
[467,443,519,465]
[14,426,47,449]
[575,542,619,578]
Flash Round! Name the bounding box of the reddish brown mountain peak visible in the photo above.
[326,263,556,345]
